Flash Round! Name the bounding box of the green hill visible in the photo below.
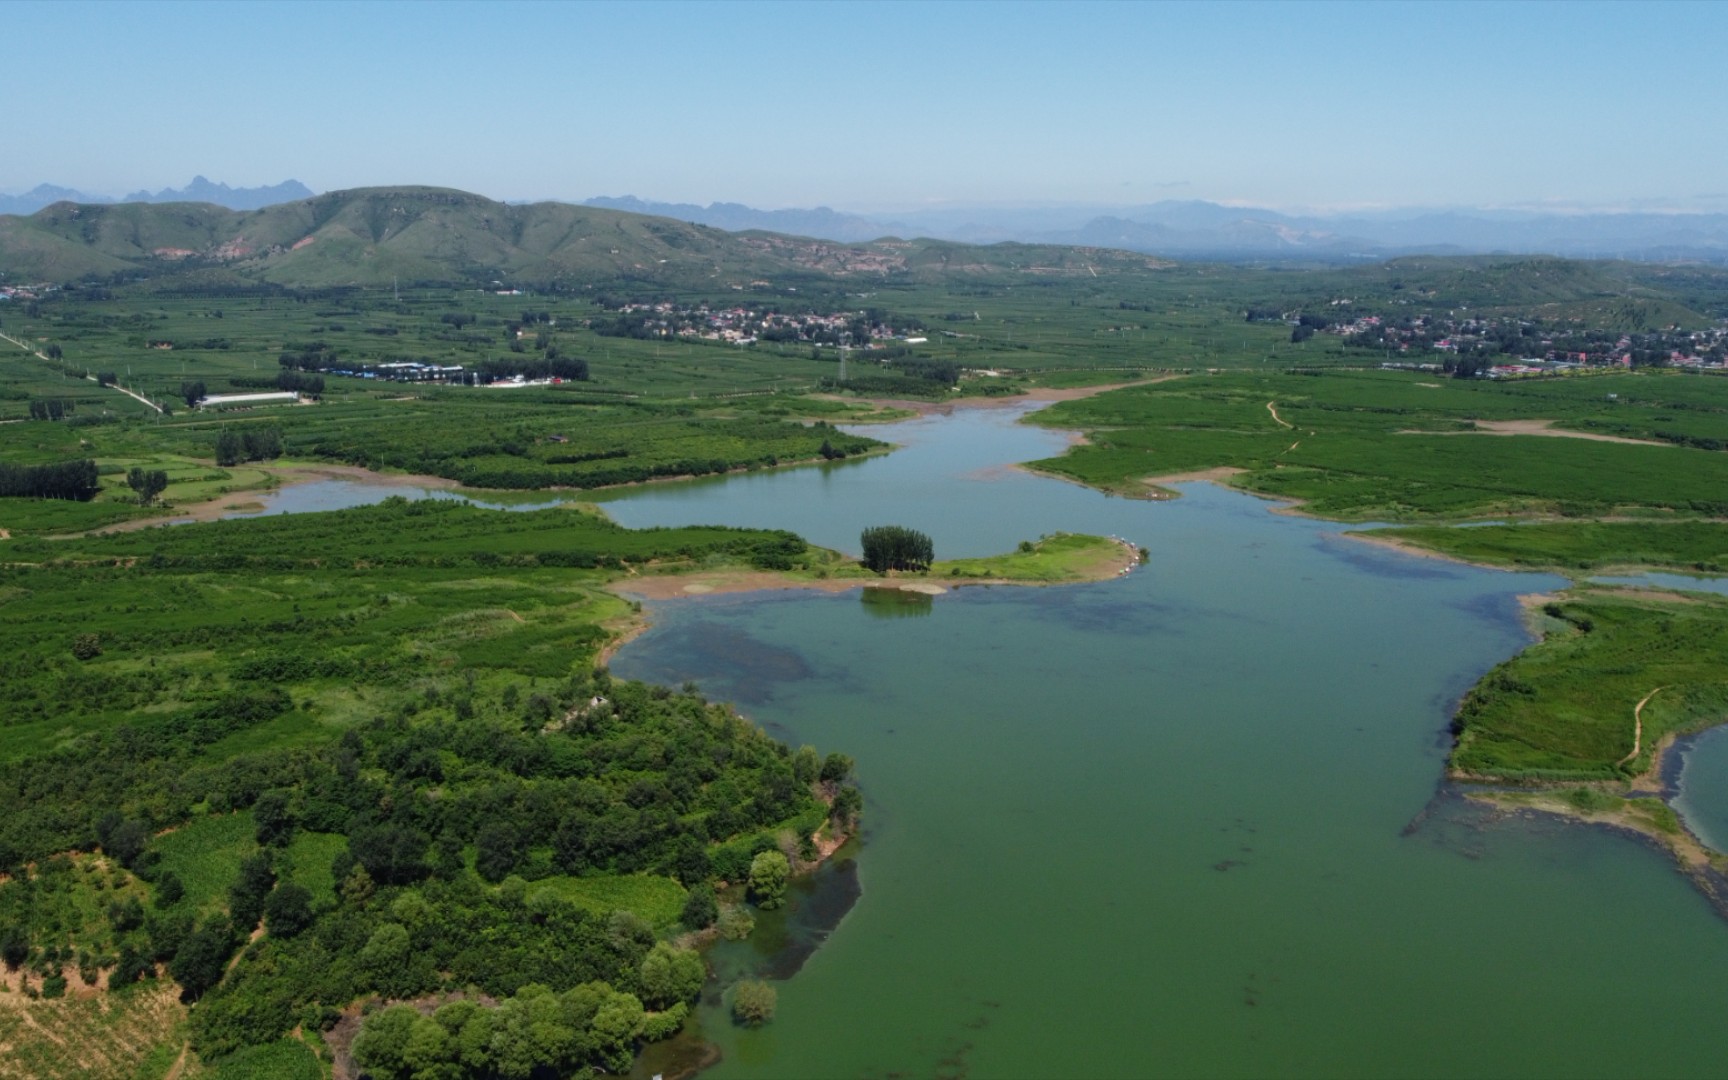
[0,186,1171,289]
[1333,255,1717,327]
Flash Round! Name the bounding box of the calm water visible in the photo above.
[598,403,1728,1078]
[1592,571,1728,598]
[186,478,573,521]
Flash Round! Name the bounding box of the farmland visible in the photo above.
[5,227,1728,1074]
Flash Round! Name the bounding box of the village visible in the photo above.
[588,300,927,350]
[1329,310,1728,376]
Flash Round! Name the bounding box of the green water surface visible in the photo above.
[605,404,1728,1078]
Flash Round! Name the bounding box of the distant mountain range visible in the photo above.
[586,196,1728,262]
[0,177,316,215]
[0,185,1167,287]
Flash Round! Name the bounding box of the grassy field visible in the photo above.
[1028,368,1728,518]
[526,873,689,929]
[932,532,1133,582]
[1366,521,1728,572]
[1452,590,1728,780]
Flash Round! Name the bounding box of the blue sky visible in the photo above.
[6,0,1726,213]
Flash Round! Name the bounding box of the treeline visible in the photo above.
[278,343,341,372]
[476,355,589,382]
[214,427,284,466]
[0,459,99,500]
[26,399,74,421]
[230,371,325,395]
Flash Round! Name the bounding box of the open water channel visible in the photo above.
[592,403,1728,1078]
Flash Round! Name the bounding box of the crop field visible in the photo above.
[3,253,1727,1074]
[0,499,821,761]
[0,982,187,1080]
[154,813,259,915]
[1029,368,1728,518]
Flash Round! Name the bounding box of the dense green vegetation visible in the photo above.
[1031,368,1728,518]
[1365,521,1728,572]
[859,525,934,573]
[6,212,1728,1072]
[0,493,860,1074]
[1450,592,1728,780]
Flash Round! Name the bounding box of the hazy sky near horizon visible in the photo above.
[7,0,1726,213]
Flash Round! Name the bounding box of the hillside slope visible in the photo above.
[0,186,1170,288]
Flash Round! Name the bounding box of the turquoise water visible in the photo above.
[603,404,1728,1078]
[1676,728,1728,853]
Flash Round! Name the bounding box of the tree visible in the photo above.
[820,752,854,785]
[154,871,185,908]
[170,916,235,999]
[214,430,243,466]
[264,883,314,938]
[475,821,525,883]
[0,926,28,970]
[638,942,706,1010]
[228,850,276,930]
[731,980,777,1026]
[126,467,169,506]
[792,745,821,784]
[680,882,718,930]
[860,525,934,573]
[105,818,149,869]
[748,850,789,910]
[180,380,206,408]
[351,1003,421,1078]
[252,790,293,846]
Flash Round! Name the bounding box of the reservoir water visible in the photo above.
[593,403,1728,1077]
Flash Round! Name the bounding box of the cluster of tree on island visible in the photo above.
[861,525,935,572]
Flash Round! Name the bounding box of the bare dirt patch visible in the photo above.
[844,375,1181,419]
[1140,466,1248,498]
[1400,419,1667,446]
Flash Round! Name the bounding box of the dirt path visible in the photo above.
[1618,686,1670,766]
[1399,419,1666,446]
[163,1041,191,1080]
[1266,401,1293,429]
[0,330,163,412]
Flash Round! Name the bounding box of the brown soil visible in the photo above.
[611,572,868,601]
[1398,419,1667,446]
[1473,790,1719,870]
[1138,466,1248,499]
[840,374,1180,419]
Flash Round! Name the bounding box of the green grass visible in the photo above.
[1452,591,1728,779]
[933,532,1128,582]
[527,873,688,929]
[1365,521,1728,572]
[1028,369,1728,519]
[153,812,258,913]
[281,831,348,908]
[198,1037,323,1080]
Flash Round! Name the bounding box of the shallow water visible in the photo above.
[1676,728,1728,853]
[603,403,1728,1078]
[182,477,574,522]
[1592,571,1728,598]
